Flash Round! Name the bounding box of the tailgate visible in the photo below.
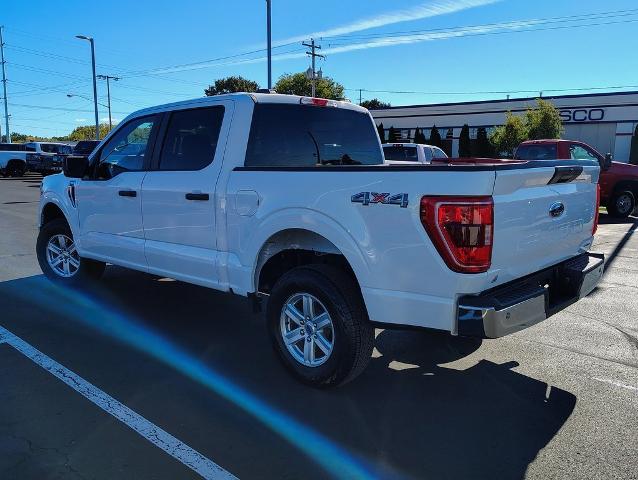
[490,163,599,285]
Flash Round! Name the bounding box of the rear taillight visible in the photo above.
[592,183,601,235]
[420,196,494,273]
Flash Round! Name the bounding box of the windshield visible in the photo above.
[245,104,383,167]
[383,145,418,161]
[41,144,73,155]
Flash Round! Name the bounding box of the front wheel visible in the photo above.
[608,190,635,218]
[36,218,105,285]
[266,264,374,388]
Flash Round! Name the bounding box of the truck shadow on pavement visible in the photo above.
[0,270,576,480]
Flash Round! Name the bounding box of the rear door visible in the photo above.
[490,163,599,284]
[141,101,231,288]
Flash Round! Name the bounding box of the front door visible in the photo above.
[76,114,159,270]
[141,103,230,288]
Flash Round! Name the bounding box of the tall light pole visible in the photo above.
[266,0,272,90]
[76,35,99,140]
[97,75,119,131]
[0,26,10,143]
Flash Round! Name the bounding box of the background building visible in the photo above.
[371,91,638,162]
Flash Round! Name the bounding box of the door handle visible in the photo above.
[118,190,137,197]
[185,193,209,201]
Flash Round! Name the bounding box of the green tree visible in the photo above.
[413,128,427,144]
[630,124,638,165]
[475,127,493,157]
[360,98,391,110]
[204,76,259,96]
[274,72,344,100]
[490,113,527,157]
[66,123,113,141]
[377,123,386,143]
[458,124,471,157]
[525,98,563,140]
[388,126,401,142]
[429,125,442,147]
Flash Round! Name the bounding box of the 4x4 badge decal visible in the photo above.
[351,192,409,208]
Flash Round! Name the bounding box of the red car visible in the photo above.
[515,139,638,218]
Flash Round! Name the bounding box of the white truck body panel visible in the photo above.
[38,93,601,335]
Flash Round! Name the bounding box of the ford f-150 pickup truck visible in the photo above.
[36,93,604,387]
[0,143,27,177]
[515,139,638,218]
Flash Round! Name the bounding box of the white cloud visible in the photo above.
[274,0,502,46]
[74,118,87,122]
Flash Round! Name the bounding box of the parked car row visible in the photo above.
[0,140,100,177]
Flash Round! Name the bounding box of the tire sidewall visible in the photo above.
[37,219,98,285]
[267,269,359,387]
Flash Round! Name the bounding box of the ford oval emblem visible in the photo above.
[549,201,565,218]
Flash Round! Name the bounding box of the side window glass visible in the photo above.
[96,116,156,179]
[570,145,598,162]
[159,106,224,171]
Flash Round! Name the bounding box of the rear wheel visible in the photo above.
[7,161,26,177]
[267,264,374,388]
[608,190,635,218]
[37,218,105,285]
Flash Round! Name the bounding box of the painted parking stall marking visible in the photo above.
[0,324,238,480]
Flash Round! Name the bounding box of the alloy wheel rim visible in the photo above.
[617,194,632,214]
[280,293,335,367]
[46,234,80,278]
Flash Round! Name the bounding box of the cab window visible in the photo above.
[159,106,224,171]
[570,144,599,162]
[95,115,157,179]
[383,145,418,162]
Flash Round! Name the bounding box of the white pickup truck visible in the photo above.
[0,143,27,177]
[37,93,604,387]
[382,142,448,164]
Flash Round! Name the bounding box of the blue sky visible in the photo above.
[3,0,638,138]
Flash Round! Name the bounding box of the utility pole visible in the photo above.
[302,38,324,97]
[0,26,10,143]
[266,0,272,90]
[97,74,119,131]
[359,89,362,105]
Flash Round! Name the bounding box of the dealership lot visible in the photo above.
[1,174,637,479]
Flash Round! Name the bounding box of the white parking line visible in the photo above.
[0,324,238,480]
[592,377,638,393]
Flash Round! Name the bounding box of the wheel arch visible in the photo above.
[254,228,363,295]
[613,180,638,198]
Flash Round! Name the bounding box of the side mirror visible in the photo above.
[601,153,613,171]
[63,155,88,178]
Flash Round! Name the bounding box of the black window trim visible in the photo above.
[88,113,161,180]
[150,105,226,172]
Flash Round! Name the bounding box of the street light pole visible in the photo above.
[76,35,99,140]
[266,0,272,90]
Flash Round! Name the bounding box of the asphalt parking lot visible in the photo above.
[1,173,637,480]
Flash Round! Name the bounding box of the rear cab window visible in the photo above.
[514,144,558,160]
[383,145,418,162]
[245,104,383,167]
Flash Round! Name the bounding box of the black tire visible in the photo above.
[37,218,106,286]
[608,190,635,218]
[266,264,374,388]
[7,161,26,177]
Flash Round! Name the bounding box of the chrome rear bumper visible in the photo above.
[457,253,604,338]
